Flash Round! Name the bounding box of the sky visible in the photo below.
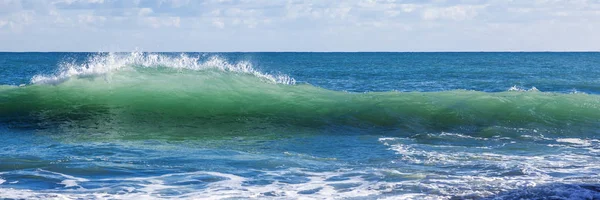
[0,0,599,52]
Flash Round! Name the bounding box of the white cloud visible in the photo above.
[399,4,419,13]
[53,0,106,6]
[162,0,189,8]
[212,19,224,28]
[325,7,352,19]
[78,14,105,24]
[0,10,34,32]
[0,0,22,15]
[422,5,485,21]
[224,8,259,17]
[138,8,153,16]
[142,16,180,28]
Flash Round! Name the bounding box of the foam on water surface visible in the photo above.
[0,167,598,199]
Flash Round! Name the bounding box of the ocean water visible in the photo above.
[0,52,599,199]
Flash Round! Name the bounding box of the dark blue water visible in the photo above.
[0,52,599,199]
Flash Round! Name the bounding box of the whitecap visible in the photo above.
[557,138,592,146]
[30,52,296,85]
[508,85,540,92]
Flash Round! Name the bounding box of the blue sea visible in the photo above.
[0,52,599,199]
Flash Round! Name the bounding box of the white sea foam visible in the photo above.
[1,167,598,200]
[384,138,595,170]
[379,135,600,185]
[439,132,489,140]
[556,138,592,146]
[508,85,540,92]
[1,135,598,200]
[0,169,404,199]
[30,52,295,85]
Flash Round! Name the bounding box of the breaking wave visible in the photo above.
[30,52,295,85]
[0,52,599,139]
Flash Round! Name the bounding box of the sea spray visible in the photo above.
[30,52,295,85]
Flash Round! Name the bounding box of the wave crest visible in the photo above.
[508,85,540,92]
[30,52,296,85]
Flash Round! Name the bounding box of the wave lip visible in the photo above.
[30,52,296,85]
[508,85,540,92]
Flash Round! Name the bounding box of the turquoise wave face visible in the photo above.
[1,60,599,141]
[1,52,599,199]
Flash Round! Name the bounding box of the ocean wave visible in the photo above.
[2,80,600,139]
[0,52,599,139]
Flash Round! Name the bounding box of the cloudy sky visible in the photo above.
[1,0,599,51]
